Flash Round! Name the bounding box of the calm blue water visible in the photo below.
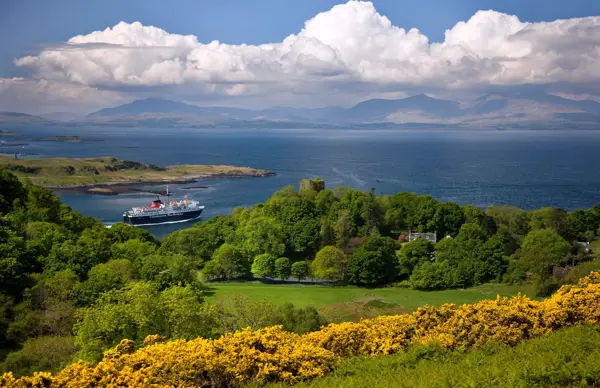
[4,126,600,238]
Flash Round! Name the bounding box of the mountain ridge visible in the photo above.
[4,93,600,128]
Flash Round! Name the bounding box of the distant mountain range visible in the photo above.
[3,92,600,129]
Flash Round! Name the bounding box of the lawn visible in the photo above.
[204,281,536,322]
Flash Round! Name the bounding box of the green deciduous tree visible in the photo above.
[433,202,466,237]
[311,246,347,281]
[529,207,570,239]
[0,224,29,296]
[519,229,571,295]
[0,335,77,377]
[74,282,216,362]
[110,238,157,268]
[0,170,26,215]
[237,216,286,260]
[107,222,159,245]
[139,254,198,290]
[275,257,292,280]
[200,243,249,280]
[347,236,398,286]
[251,254,276,278]
[409,261,453,290]
[76,260,138,306]
[397,238,434,277]
[291,261,310,281]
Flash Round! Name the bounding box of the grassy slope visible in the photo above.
[262,325,600,388]
[205,282,535,322]
[0,156,273,187]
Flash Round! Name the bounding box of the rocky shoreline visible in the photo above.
[50,172,276,195]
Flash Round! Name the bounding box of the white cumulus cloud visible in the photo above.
[0,78,128,114]
[8,0,600,110]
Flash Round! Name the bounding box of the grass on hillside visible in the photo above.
[0,156,273,187]
[262,325,600,388]
[205,282,536,323]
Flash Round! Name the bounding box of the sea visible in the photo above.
[3,126,600,238]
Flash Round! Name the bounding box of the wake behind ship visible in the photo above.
[123,186,204,226]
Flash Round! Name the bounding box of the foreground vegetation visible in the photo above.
[265,324,600,388]
[3,272,600,387]
[0,155,275,187]
[1,168,600,381]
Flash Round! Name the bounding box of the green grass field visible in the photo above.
[205,282,536,322]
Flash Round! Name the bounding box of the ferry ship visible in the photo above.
[123,186,204,226]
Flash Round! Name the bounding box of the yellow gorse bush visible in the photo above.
[3,272,600,388]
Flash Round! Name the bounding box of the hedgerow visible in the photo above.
[2,272,600,387]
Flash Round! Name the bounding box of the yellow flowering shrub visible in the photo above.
[3,272,600,388]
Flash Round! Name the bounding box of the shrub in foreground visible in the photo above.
[272,325,600,388]
[3,272,600,387]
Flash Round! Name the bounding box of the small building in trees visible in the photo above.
[300,178,325,193]
[408,231,437,244]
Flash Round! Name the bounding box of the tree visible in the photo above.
[314,189,337,216]
[107,222,158,245]
[472,234,507,284]
[24,185,62,223]
[43,226,113,279]
[1,335,77,377]
[7,271,80,344]
[159,217,236,265]
[520,229,571,295]
[397,239,434,277]
[410,195,439,232]
[215,294,280,333]
[347,236,398,286]
[24,222,71,261]
[139,255,197,290]
[76,260,138,306]
[0,170,25,215]
[159,286,219,340]
[201,243,249,280]
[277,303,326,334]
[487,206,529,241]
[529,207,570,239]
[311,246,347,281]
[409,261,452,290]
[433,202,466,237]
[110,239,157,269]
[291,261,310,281]
[463,205,497,236]
[214,294,325,334]
[333,209,355,247]
[567,210,596,241]
[251,254,276,278]
[275,257,292,280]
[73,282,216,362]
[237,216,286,260]
[0,225,29,296]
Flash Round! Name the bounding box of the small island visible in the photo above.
[31,135,101,143]
[0,129,16,136]
[0,156,275,195]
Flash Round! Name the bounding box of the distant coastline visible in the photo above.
[0,155,276,195]
[30,135,102,143]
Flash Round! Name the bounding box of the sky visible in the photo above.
[1,0,600,114]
